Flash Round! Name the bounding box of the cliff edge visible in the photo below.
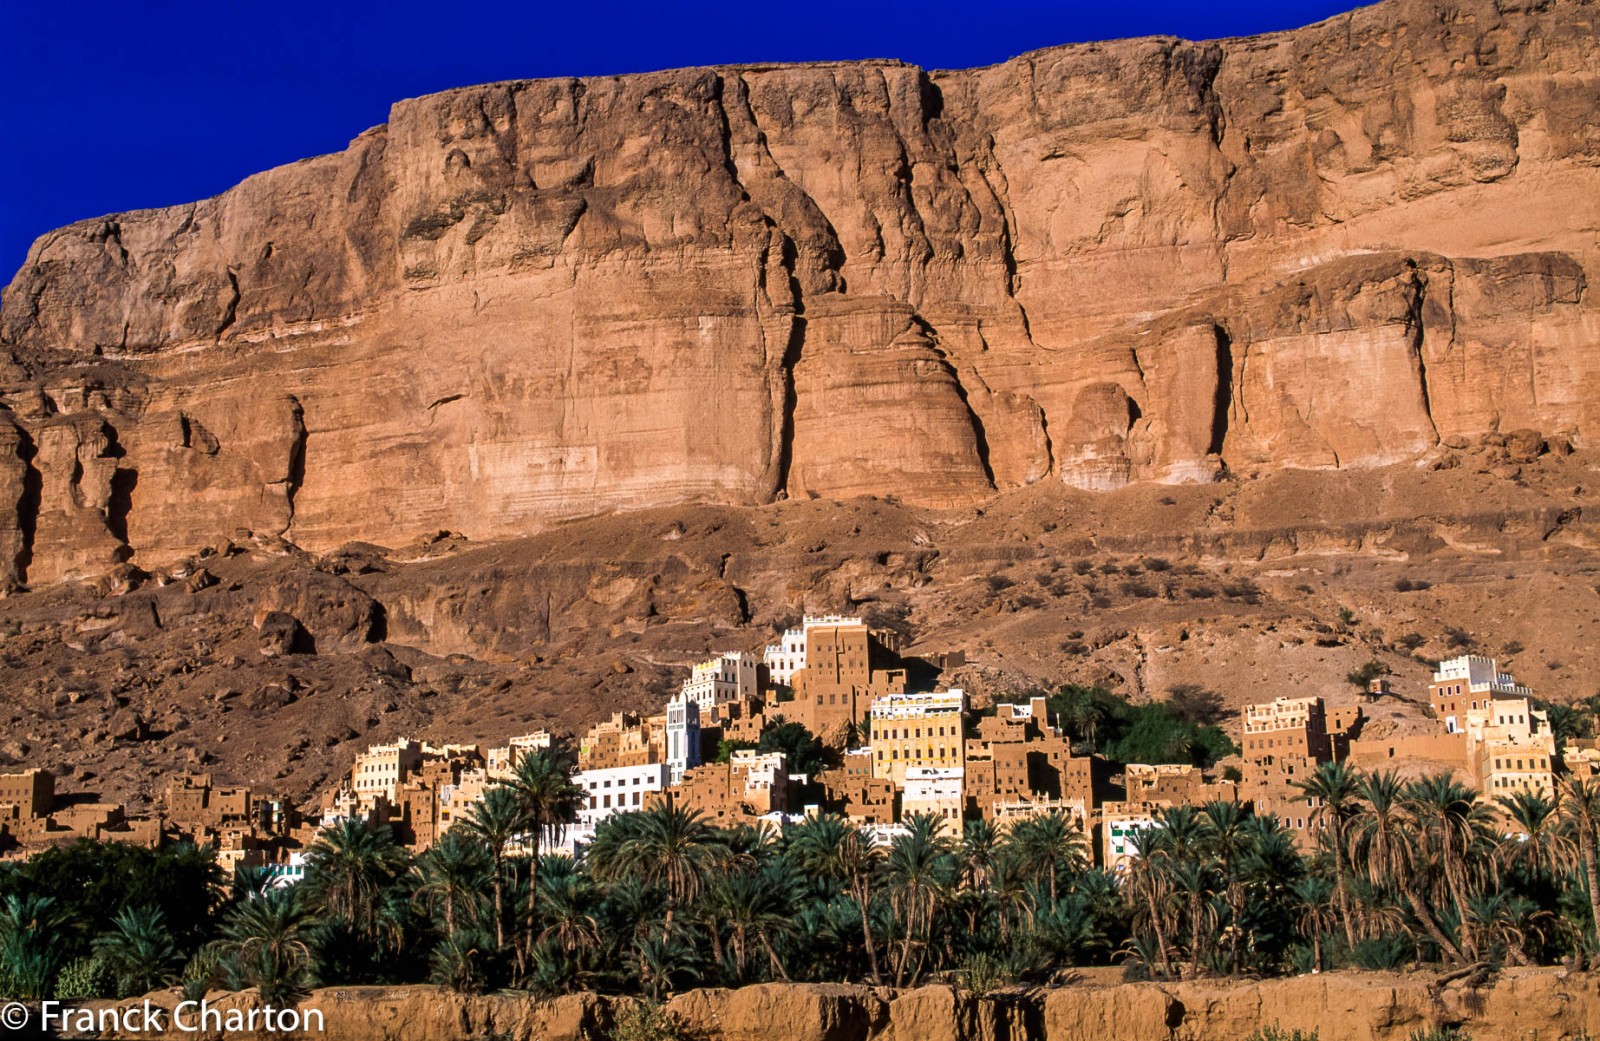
[2,0,1598,587]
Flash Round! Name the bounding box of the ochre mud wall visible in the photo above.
[71,968,1600,1041]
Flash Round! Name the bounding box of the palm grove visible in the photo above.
[8,746,1600,1003]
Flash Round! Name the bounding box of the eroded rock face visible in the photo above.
[3,0,1599,586]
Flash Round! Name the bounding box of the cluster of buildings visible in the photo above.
[0,627,1579,879]
[0,767,301,875]
[0,769,165,851]
[1057,655,1561,869]
[303,615,1115,857]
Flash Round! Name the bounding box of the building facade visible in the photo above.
[870,689,966,787]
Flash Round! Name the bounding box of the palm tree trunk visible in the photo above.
[709,921,725,969]
[1334,836,1356,950]
[492,857,506,951]
[1188,892,1203,979]
[853,879,884,986]
[759,929,790,982]
[524,827,542,975]
[1442,834,1477,961]
[1144,885,1174,978]
[1404,881,1465,964]
[1228,885,1244,974]
[1582,823,1600,966]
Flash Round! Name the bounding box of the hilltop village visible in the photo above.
[0,613,1581,877]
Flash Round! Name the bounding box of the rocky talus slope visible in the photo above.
[4,454,1598,812]
[1,0,1598,588]
[73,969,1600,1041]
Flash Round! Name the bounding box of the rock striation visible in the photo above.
[2,0,1599,587]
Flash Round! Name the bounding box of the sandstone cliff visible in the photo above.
[1,0,1597,587]
[71,969,1600,1041]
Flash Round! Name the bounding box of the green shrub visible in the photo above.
[955,951,1011,997]
[180,945,226,1003]
[53,956,113,1000]
[1244,1027,1319,1041]
[1350,935,1412,970]
[610,1001,694,1041]
[1346,659,1392,691]
[1406,1029,1470,1041]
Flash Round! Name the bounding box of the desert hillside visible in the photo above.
[1,448,1594,810]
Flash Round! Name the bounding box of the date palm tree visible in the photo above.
[1200,801,1251,972]
[1494,789,1575,883]
[0,894,62,1000]
[508,749,587,968]
[1293,876,1339,972]
[588,804,718,941]
[92,905,182,998]
[1005,811,1088,905]
[1124,828,1177,978]
[1168,857,1216,978]
[1053,685,1106,752]
[462,785,523,951]
[705,866,796,982]
[412,830,491,936]
[1403,774,1491,957]
[303,817,410,945]
[959,818,1001,894]
[883,814,956,986]
[1348,770,1466,963]
[1464,890,1548,965]
[1293,760,1363,948]
[1558,774,1600,963]
[536,857,601,960]
[784,814,886,985]
[215,888,316,1005]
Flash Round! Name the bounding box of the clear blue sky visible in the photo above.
[0,0,1359,284]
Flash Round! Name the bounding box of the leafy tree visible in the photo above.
[1347,659,1391,691]
[757,721,829,775]
[1104,703,1236,767]
[1165,684,1226,726]
[0,840,223,963]
[713,739,758,763]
